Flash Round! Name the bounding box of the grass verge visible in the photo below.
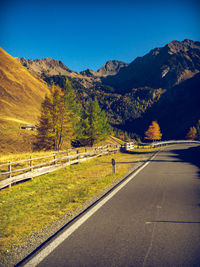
[0,148,158,264]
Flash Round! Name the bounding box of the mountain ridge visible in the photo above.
[17,39,200,140]
[102,39,200,93]
[1,38,199,151]
[18,56,129,84]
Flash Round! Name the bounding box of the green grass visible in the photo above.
[0,136,123,180]
[0,147,100,180]
[0,148,158,259]
[108,136,125,145]
[132,146,162,152]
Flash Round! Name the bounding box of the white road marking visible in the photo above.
[23,152,158,267]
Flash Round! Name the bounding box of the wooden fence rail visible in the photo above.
[0,144,123,189]
[1,140,198,190]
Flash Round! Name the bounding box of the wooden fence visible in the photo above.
[0,143,128,190]
[1,140,198,190]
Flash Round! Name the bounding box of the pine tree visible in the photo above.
[64,78,81,116]
[186,126,197,140]
[73,116,90,146]
[74,98,111,147]
[50,85,65,150]
[34,95,54,150]
[145,121,162,141]
[87,98,111,146]
[34,85,68,151]
[63,78,81,140]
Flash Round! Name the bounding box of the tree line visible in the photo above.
[34,77,199,152]
[34,78,111,151]
[34,83,163,151]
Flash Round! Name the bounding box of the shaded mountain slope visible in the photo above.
[103,39,200,93]
[124,73,200,139]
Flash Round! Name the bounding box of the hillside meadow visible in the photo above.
[0,48,50,154]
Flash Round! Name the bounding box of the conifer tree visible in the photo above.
[186,126,197,140]
[50,85,65,150]
[63,78,81,140]
[74,98,111,146]
[34,95,54,150]
[144,121,162,141]
[34,85,68,151]
[34,79,82,151]
[74,116,90,146]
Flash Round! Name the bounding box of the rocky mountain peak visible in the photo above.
[18,57,73,76]
[80,69,96,77]
[102,39,200,92]
[96,60,128,76]
[166,39,200,54]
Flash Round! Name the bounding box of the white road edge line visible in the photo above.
[23,152,158,267]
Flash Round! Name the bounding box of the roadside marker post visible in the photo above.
[112,158,116,174]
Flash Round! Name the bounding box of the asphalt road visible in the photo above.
[25,144,200,267]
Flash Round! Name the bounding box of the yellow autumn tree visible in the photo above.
[186,126,197,140]
[34,85,71,151]
[145,121,162,141]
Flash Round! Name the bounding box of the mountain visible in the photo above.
[103,39,200,93]
[16,39,200,141]
[0,48,50,153]
[19,57,128,78]
[124,73,200,139]
[19,57,76,77]
[18,57,104,90]
[80,69,96,77]
[96,60,128,76]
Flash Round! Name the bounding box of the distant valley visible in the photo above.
[18,39,200,139]
[0,39,200,153]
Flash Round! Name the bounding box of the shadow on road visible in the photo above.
[103,145,200,179]
[169,145,200,179]
[123,150,154,155]
[121,145,200,179]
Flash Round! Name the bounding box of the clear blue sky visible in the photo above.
[1,0,199,72]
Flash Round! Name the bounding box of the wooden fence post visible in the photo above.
[67,150,70,163]
[77,150,79,161]
[30,156,33,172]
[8,162,12,178]
[54,154,56,165]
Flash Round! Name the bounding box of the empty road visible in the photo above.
[23,144,200,267]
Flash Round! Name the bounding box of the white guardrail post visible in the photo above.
[123,140,200,151]
[149,140,200,147]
